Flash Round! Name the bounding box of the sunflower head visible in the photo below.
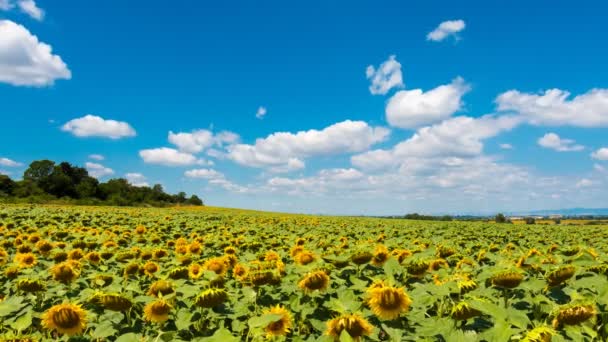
[41,303,87,336]
[450,301,482,321]
[264,250,280,262]
[188,241,202,255]
[188,263,203,279]
[552,304,596,328]
[15,253,37,268]
[143,261,160,276]
[67,249,84,261]
[406,259,430,277]
[325,314,373,340]
[17,278,45,293]
[367,285,411,320]
[204,257,228,275]
[147,280,174,297]
[233,263,248,280]
[490,270,524,289]
[457,278,478,294]
[4,266,20,278]
[521,326,556,342]
[545,265,575,287]
[263,305,292,337]
[351,251,373,265]
[36,240,54,255]
[168,266,190,280]
[298,270,330,293]
[143,299,172,323]
[371,245,390,267]
[224,246,237,255]
[51,262,80,284]
[123,263,140,277]
[429,258,449,271]
[93,293,133,311]
[290,245,305,257]
[152,248,168,259]
[85,252,101,264]
[194,288,228,308]
[295,250,316,265]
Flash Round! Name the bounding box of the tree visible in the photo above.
[495,213,507,223]
[23,160,55,191]
[0,175,15,195]
[524,217,536,225]
[186,195,203,206]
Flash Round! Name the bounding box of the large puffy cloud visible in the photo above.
[537,133,584,152]
[85,162,114,179]
[366,55,404,95]
[385,77,470,128]
[139,148,202,166]
[0,20,70,86]
[62,115,136,139]
[496,88,608,127]
[591,148,608,161]
[427,19,466,42]
[227,120,390,171]
[0,157,22,167]
[168,129,239,153]
[353,114,521,170]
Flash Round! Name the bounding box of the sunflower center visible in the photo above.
[53,308,81,329]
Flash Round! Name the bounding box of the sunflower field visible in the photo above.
[1,205,608,341]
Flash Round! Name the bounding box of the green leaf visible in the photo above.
[201,327,240,342]
[10,310,32,332]
[0,296,26,317]
[176,309,193,330]
[92,321,117,339]
[339,330,355,342]
[115,333,143,342]
[248,313,283,329]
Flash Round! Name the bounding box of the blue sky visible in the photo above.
[1,0,607,215]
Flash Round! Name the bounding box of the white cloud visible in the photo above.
[427,19,466,42]
[353,114,521,170]
[594,164,606,173]
[0,0,13,10]
[591,148,608,161]
[0,20,71,86]
[576,178,593,188]
[184,168,224,180]
[385,77,470,128]
[537,133,584,152]
[0,157,22,167]
[256,106,267,119]
[62,115,136,139]
[496,88,608,127]
[17,0,43,20]
[227,120,389,171]
[139,147,201,166]
[499,143,513,150]
[168,129,239,153]
[88,154,105,161]
[125,173,149,187]
[366,55,404,95]
[85,162,114,179]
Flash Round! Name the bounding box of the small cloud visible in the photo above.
[427,19,466,42]
[139,147,200,166]
[62,115,136,139]
[594,164,606,173]
[576,178,593,188]
[537,133,584,152]
[256,106,267,119]
[17,0,44,20]
[85,162,114,179]
[499,143,513,150]
[591,147,608,161]
[0,157,22,167]
[88,154,104,161]
[125,173,149,187]
[366,55,404,95]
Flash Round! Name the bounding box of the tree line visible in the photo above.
[0,160,203,207]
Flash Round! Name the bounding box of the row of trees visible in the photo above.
[0,160,203,207]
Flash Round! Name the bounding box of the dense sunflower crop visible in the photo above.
[1,205,608,341]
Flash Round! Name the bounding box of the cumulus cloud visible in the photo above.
[427,19,466,42]
[591,148,608,161]
[256,106,267,119]
[0,157,22,167]
[88,154,104,161]
[496,88,608,127]
[537,133,584,152]
[576,178,593,188]
[85,162,114,179]
[139,147,204,166]
[184,168,225,180]
[17,0,43,20]
[168,129,239,154]
[227,120,389,171]
[125,173,149,187]
[62,115,136,139]
[366,55,404,95]
[352,115,521,170]
[385,77,470,128]
[500,144,513,150]
[0,20,71,86]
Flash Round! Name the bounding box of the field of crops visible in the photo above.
[1,205,607,341]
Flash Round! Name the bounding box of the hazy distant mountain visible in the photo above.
[518,208,608,217]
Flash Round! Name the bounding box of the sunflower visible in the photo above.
[94,293,133,311]
[67,249,84,261]
[521,326,556,342]
[85,252,101,264]
[290,245,305,257]
[153,248,168,259]
[203,257,227,276]
[41,303,87,336]
[175,244,188,255]
[123,263,140,277]
[17,278,45,293]
[295,250,316,265]
[490,270,524,289]
[263,305,292,337]
[15,253,37,268]
[188,263,203,279]
[371,245,390,267]
[366,285,411,320]
[545,265,575,287]
[51,262,80,283]
[224,246,237,255]
[552,304,596,329]
[35,240,54,255]
[351,251,373,265]
[143,261,160,277]
[194,288,228,308]
[450,301,481,320]
[298,270,330,293]
[233,263,248,280]
[5,266,20,278]
[325,314,373,340]
[143,299,172,323]
[0,248,8,265]
[147,280,174,297]
[135,225,146,234]
[188,241,202,255]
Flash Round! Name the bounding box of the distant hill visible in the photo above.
[515,208,608,217]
